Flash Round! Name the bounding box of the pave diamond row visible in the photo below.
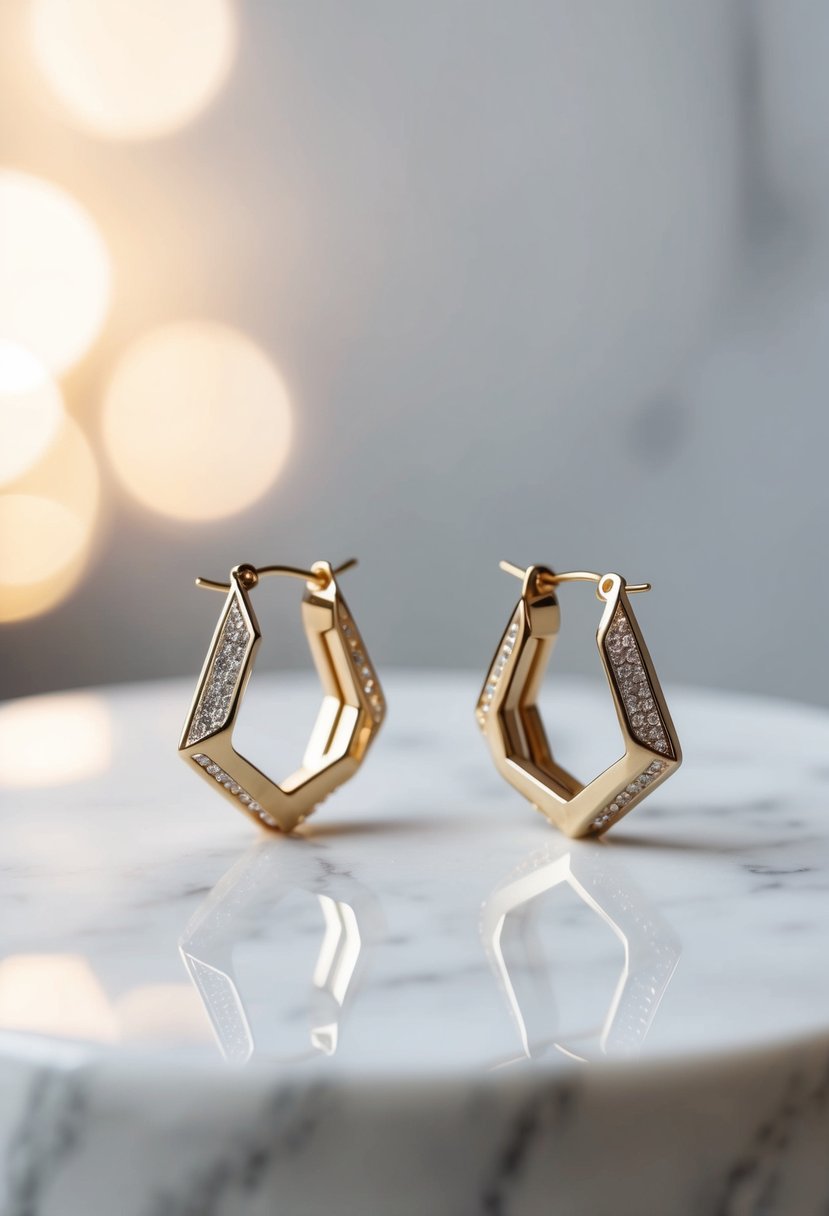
[609,925,679,1054]
[338,601,384,722]
[192,753,278,828]
[579,861,679,1053]
[183,955,252,1064]
[477,616,520,727]
[186,598,251,745]
[604,608,671,756]
[590,759,666,833]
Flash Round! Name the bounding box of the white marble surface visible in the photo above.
[0,672,828,1215]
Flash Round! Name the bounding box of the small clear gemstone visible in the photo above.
[605,607,671,757]
[186,595,251,745]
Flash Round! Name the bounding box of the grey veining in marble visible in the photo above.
[0,672,828,1215]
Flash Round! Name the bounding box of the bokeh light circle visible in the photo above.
[0,343,65,486]
[0,954,117,1041]
[0,693,112,787]
[0,415,100,622]
[0,170,111,374]
[0,495,85,586]
[103,321,293,521]
[31,0,237,140]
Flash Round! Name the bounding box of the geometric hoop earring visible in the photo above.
[476,562,681,838]
[178,559,385,833]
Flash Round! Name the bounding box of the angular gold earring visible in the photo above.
[178,559,385,832]
[476,562,681,837]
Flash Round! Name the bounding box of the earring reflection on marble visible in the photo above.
[481,844,680,1063]
[179,842,380,1063]
[178,559,385,832]
[476,562,681,837]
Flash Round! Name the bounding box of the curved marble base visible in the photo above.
[0,673,828,1215]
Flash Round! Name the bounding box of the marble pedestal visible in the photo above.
[0,673,828,1216]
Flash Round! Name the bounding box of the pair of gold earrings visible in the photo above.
[178,557,681,838]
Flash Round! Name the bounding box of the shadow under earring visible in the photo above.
[476,562,681,837]
[179,559,385,832]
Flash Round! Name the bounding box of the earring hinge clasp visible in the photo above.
[499,561,651,596]
[195,558,358,593]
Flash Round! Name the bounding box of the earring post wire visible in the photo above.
[498,561,651,595]
[195,558,358,593]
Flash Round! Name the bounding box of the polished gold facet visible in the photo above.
[477,564,681,837]
[178,560,385,832]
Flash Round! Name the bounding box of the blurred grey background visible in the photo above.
[1,0,827,705]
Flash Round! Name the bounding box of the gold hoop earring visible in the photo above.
[476,562,681,837]
[178,559,385,832]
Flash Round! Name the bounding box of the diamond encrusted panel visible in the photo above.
[337,601,384,723]
[590,759,666,834]
[192,754,278,828]
[186,598,251,745]
[604,608,673,757]
[576,858,679,1053]
[476,615,520,728]
[183,956,252,1063]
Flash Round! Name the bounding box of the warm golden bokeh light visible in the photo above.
[103,321,293,521]
[0,495,85,585]
[0,170,111,374]
[0,415,100,622]
[0,692,111,787]
[31,0,237,140]
[0,343,65,486]
[0,962,213,1045]
[0,954,118,1041]
[115,984,213,1043]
